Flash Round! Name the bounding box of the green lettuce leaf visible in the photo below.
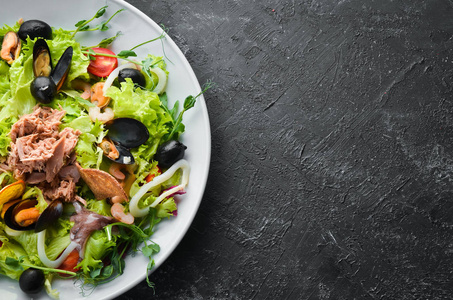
[86,199,112,217]
[8,231,41,266]
[106,80,172,161]
[0,240,28,280]
[77,230,115,274]
[22,186,47,213]
[155,198,177,218]
[64,116,105,168]
[44,218,73,260]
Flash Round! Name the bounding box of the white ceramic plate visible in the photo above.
[0,0,210,299]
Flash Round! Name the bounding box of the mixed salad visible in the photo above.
[0,6,204,298]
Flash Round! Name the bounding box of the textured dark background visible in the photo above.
[119,0,453,299]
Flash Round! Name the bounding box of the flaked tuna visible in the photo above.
[7,106,81,202]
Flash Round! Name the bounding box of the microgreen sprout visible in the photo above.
[162,80,215,142]
[71,6,124,39]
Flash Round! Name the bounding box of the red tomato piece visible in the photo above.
[145,166,161,183]
[87,48,118,77]
[58,249,80,277]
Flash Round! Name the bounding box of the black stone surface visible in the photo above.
[118,0,453,299]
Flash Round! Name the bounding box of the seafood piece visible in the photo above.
[30,39,72,103]
[129,159,190,218]
[3,199,39,231]
[109,162,136,195]
[1,32,21,64]
[33,38,52,77]
[51,46,73,91]
[70,201,114,258]
[0,180,25,207]
[100,137,120,161]
[88,106,114,123]
[71,79,91,100]
[110,203,134,224]
[99,138,134,165]
[34,200,63,233]
[98,118,149,165]
[90,82,110,107]
[1,199,21,219]
[105,118,149,149]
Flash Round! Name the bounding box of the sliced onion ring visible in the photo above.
[129,159,190,218]
[37,229,77,268]
[148,66,167,95]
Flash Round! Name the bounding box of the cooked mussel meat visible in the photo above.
[30,76,56,104]
[30,39,72,103]
[34,200,63,233]
[100,137,136,165]
[100,137,120,160]
[118,68,146,88]
[33,39,52,77]
[100,118,149,165]
[4,199,39,231]
[18,20,52,41]
[1,31,21,64]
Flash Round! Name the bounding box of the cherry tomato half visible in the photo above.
[145,166,161,183]
[58,249,80,277]
[87,47,118,77]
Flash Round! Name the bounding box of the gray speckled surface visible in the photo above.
[119,0,453,299]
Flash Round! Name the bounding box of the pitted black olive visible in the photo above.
[118,68,146,88]
[19,268,45,294]
[18,20,52,41]
[155,140,187,169]
[30,76,56,104]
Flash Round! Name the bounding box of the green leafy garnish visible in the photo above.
[71,6,124,38]
[162,81,214,142]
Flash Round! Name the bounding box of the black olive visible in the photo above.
[155,140,187,168]
[118,68,146,88]
[18,20,52,41]
[30,76,56,104]
[19,268,45,294]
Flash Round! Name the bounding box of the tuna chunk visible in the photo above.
[7,106,82,202]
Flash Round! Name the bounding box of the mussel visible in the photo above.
[100,118,150,165]
[52,46,73,91]
[1,32,21,64]
[34,200,63,233]
[33,39,52,77]
[30,39,72,103]
[4,199,39,231]
[18,20,52,41]
[118,68,146,88]
[3,198,63,232]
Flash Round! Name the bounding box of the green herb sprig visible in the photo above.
[5,256,77,277]
[71,6,124,39]
[162,81,215,142]
[80,209,161,290]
